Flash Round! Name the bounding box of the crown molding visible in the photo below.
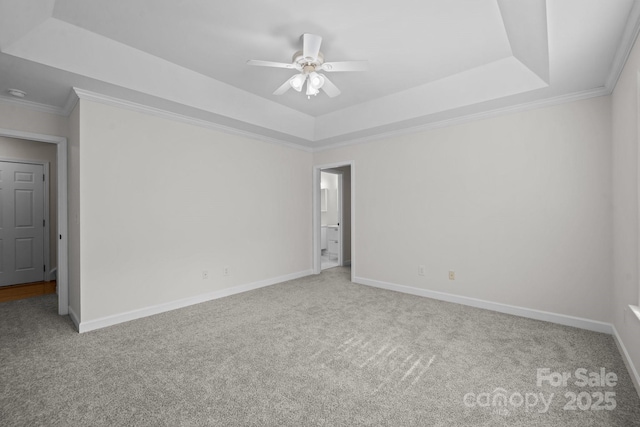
[0,94,68,116]
[71,88,313,153]
[61,89,79,116]
[0,83,615,154]
[605,0,640,92]
[312,86,610,152]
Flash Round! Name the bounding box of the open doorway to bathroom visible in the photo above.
[314,163,352,275]
[320,170,340,270]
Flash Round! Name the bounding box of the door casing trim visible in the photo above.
[313,161,354,281]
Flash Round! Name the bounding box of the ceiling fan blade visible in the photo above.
[319,74,341,98]
[247,60,295,69]
[321,61,369,72]
[302,33,322,60]
[273,78,293,95]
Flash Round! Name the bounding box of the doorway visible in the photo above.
[313,162,354,279]
[0,128,68,315]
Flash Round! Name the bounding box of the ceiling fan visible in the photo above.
[247,33,368,99]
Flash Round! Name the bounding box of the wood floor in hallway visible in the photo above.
[0,281,56,303]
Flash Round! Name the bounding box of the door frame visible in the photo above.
[0,157,51,283]
[337,172,343,266]
[0,128,68,315]
[313,161,354,281]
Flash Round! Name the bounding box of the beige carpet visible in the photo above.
[1,267,639,426]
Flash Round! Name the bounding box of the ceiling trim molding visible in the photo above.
[0,127,66,145]
[72,88,313,153]
[61,89,79,116]
[0,94,67,116]
[605,0,640,92]
[2,84,611,154]
[313,86,610,152]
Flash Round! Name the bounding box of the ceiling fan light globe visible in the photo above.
[289,74,306,92]
[306,82,319,96]
[309,72,325,89]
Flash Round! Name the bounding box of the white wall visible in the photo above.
[314,96,612,322]
[0,136,58,270]
[76,100,312,323]
[612,32,640,385]
[0,103,68,138]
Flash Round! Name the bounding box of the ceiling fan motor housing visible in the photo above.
[293,51,324,73]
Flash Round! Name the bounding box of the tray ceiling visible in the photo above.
[0,0,638,149]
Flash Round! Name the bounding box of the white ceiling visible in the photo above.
[0,0,638,150]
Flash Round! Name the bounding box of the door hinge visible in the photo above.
[43,219,45,227]
[43,174,45,182]
[43,265,46,272]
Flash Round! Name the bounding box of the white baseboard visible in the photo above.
[68,306,80,330]
[612,325,640,398]
[77,269,313,333]
[353,276,613,334]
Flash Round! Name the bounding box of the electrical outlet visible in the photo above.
[223,266,230,276]
[202,270,208,280]
[449,270,455,280]
[419,265,425,276]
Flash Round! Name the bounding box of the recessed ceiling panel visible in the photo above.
[51,0,513,116]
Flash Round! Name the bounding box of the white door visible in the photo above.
[0,161,45,286]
